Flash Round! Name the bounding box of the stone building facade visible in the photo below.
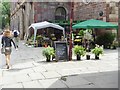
[10,1,118,40]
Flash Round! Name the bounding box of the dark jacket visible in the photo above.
[1,36,16,48]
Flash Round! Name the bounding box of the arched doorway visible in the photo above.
[55,7,66,20]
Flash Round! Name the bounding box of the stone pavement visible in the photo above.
[0,35,118,88]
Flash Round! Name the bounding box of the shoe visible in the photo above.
[7,65,10,69]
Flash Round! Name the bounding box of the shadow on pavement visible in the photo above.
[39,70,118,88]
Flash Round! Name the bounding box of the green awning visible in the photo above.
[72,19,118,29]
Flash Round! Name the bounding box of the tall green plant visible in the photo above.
[0,1,10,29]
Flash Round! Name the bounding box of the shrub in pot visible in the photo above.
[42,46,55,62]
[92,45,103,59]
[95,33,115,49]
[73,45,86,60]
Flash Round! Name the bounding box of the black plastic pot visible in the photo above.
[77,55,81,60]
[95,55,99,59]
[46,56,51,62]
[52,55,55,60]
[86,55,90,60]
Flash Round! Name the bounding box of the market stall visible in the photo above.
[28,21,65,43]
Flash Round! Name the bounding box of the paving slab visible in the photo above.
[12,62,34,69]
[2,76,17,85]
[42,71,61,79]
[56,70,77,76]
[39,78,68,88]
[28,72,45,80]
[22,80,43,88]
[60,75,91,88]
[2,83,23,88]
[2,68,34,77]
[32,66,47,72]
[14,74,31,83]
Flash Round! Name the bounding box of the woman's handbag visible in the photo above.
[1,47,5,54]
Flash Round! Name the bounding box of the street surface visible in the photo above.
[0,35,118,88]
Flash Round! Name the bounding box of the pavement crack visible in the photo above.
[60,76,67,81]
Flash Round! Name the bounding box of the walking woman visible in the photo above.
[1,29,16,69]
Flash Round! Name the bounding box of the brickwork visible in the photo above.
[74,2,107,20]
[34,2,70,22]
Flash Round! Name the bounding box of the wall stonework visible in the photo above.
[74,2,107,20]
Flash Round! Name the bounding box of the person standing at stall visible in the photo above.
[13,30,19,49]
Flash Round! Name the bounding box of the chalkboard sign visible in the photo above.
[54,41,68,61]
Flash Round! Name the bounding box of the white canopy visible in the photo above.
[28,21,65,43]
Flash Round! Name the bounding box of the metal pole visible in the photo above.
[69,1,74,61]
[118,1,120,47]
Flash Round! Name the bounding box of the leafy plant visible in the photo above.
[83,29,92,40]
[0,2,10,29]
[92,45,103,56]
[73,45,86,56]
[42,46,55,61]
[95,33,115,48]
[36,35,43,45]
[78,30,84,36]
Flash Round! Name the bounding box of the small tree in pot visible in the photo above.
[42,46,55,62]
[92,44,103,59]
[73,45,86,60]
[83,29,92,60]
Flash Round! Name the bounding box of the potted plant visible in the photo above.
[92,45,103,59]
[73,45,86,60]
[42,46,55,62]
[36,35,43,47]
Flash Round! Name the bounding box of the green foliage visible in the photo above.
[92,45,103,56]
[30,35,34,40]
[78,30,84,36]
[36,35,42,38]
[42,46,55,59]
[73,45,86,56]
[95,33,115,48]
[36,35,43,45]
[0,2,10,29]
[86,29,92,34]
